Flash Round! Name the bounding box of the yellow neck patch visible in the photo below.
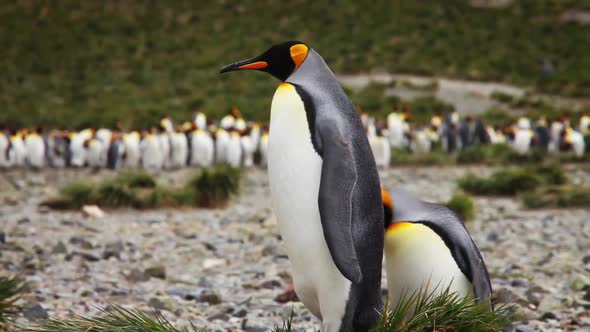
[290,44,309,71]
[386,221,414,234]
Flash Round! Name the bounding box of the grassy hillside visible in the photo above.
[1,0,589,128]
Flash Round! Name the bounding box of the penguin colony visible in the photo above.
[1,107,588,171]
[221,41,493,332]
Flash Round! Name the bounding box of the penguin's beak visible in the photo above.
[220,57,268,74]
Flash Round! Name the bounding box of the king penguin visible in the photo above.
[380,188,492,309]
[221,41,384,332]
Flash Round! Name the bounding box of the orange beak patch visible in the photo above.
[238,61,268,70]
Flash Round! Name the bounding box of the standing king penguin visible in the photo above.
[221,41,384,332]
[381,188,492,309]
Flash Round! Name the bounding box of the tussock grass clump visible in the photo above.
[520,186,590,209]
[189,167,241,208]
[23,305,201,332]
[445,192,476,222]
[456,145,514,165]
[96,181,141,208]
[459,165,565,196]
[42,168,241,210]
[115,171,157,189]
[273,288,511,332]
[459,170,541,196]
[373,288,511,332]
[0,275,26,329]
[392,148,453,166]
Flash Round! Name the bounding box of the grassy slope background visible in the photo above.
[1,0,590,128]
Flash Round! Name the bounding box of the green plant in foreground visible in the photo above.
[23,305,201,332]
[0,275,26,328]
[445,192,476,222]
[372,288,511,332]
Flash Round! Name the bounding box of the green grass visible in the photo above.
[41,168,241,209]
[458,165,565,196]
[392,148,454,166]
[445,192,476,222]
[2,1,590,128]
[0,275,26,330]
[271,287,511,332]
[188,166,241,208]
[519,186,590,208]
[371,288,511,332]
[23,305,201,332]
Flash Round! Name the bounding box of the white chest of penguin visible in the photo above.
[267,83,351,322]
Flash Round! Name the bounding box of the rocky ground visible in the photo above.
[1,166,590,331]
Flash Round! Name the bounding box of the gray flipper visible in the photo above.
[389,189,492,302]
[317,119,362,284]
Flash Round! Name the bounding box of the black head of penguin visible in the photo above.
[220,41,309,81]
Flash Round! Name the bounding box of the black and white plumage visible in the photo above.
[221,41,384,332]
[382,188,492,309]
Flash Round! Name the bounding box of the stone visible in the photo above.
[207,312,230,321]
[571,275,590,291]
[260,279,281,289]
[583,255,590,265]
[69,236,93,249]
[166,286,191,298]
[77,251,100,262]
[144,266,166,279]
[197,291,222,305]
[23,303,48,320]
[102,241,124,260]
[514,324,535,332]
[51,241,68,255]
[148,297,168,311]
[110,289,129,296]
[126,268,150,282]
[511,278,529,288]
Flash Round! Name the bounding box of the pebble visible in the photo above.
[144,266,167,280]
[22,303,48,320]
[102,241,125,260]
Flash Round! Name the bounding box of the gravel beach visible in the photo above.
[1,166,589,331]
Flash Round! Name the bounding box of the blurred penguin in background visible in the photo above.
[193,111,207,130]
[512,126,534,155]
[472,118,490,145]
[0,130,12,168]
[258,128,269,168]
[107,132,125,169]
[220,106,240,130]
[387,110,409,148]
[141,128,164,171]
[190,127,215,167]
[70,128,93,167]
[563,126,585,156]
[25,127,45,169]
[122,131,141,168]
[367,118,391,168]
[410,127,432,154]
[170,126,189,169]
[533,116,550,151]
[215,127,230,165]
[226,131,243,167]
[442,113,459,153]
[240,129,256,168]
